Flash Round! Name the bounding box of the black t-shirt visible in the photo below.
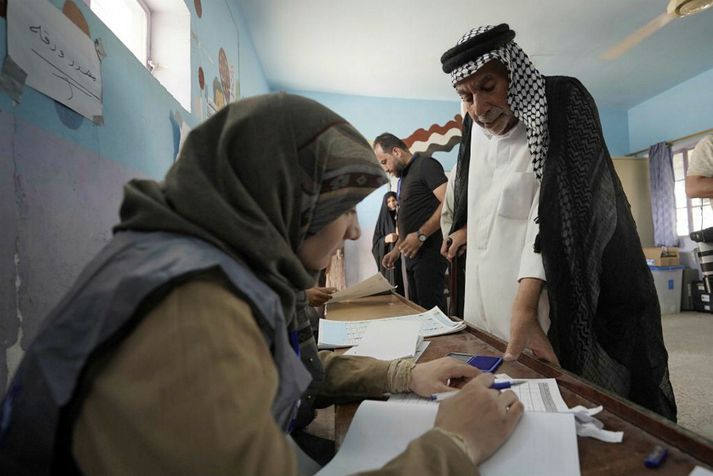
[398,153,447,235]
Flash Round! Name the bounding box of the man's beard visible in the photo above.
[392,161,405,177]
[476,108,517,136]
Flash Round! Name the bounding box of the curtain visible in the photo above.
[648,142,679,247]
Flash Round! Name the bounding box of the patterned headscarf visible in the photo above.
[115,93,387,323]
[441,24,549,181]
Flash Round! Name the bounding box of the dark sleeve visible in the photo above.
[372,237,386,271]
[372,216,387,269]
[421,157,448,193]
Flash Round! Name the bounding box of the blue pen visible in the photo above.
[491,380,526,390]
[430,380,526,401]
[644,445,668,468]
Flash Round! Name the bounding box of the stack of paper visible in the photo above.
[317,307,466,349]
[343,320,423,361]
[328,273,395,303]
[316,398,580,476]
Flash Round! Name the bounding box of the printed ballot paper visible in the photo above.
[388,377,569,413]
[318,307,465,349]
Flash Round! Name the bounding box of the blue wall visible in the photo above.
[0,0,268,388]
[236,6,270,97]
[292,90,462,169]
[628,67,713,153]
[599,106,630,157]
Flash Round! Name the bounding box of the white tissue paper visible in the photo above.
[568,405,624,443]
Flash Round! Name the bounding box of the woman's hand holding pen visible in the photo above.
[434,373,524,466]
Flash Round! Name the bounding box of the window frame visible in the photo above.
[90,0,191,111]
[136,0,152,70]
[90,0,151,68]
[672,143,710,236]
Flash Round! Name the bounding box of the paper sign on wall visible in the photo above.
[7,0,102,120]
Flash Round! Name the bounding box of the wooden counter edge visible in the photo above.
[465,323,713,465]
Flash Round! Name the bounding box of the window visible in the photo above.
[90,0,190,111]
[672,146,713,236]
[90,0,149,66]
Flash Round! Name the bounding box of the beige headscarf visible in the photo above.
[115,93,387,323]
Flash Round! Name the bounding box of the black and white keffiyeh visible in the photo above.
[441,24,549,181]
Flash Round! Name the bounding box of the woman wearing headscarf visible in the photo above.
[0,93,522,475]
[372,191,405,295]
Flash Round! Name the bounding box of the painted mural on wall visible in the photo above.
[191,2,240,122]
[169,1,241,161]
[403,114,464,157]
[194,47,238,119]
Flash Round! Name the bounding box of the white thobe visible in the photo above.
[464,121,550,340]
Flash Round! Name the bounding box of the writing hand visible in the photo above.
[435,373,524,465]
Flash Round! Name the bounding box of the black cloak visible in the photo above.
[540,76,676,420]
[372,192,405,295]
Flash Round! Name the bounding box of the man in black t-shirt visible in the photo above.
[373,133,448,313]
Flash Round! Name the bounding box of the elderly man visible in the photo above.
[440,24,676,419]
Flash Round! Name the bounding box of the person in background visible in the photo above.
[372,191,405,295]
[374,134,449,313]
[440,24,676,420]
[685,135,713,203]
[0,93,522,475]
[684,135,713,296]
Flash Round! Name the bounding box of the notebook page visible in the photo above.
[317,400,580,476]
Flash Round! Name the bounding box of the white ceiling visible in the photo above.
[236,0,713,108]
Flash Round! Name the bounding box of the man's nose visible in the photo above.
[473,96,491,121]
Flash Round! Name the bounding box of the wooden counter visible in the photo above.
[325,292,713,475]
